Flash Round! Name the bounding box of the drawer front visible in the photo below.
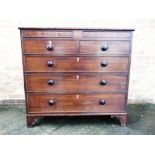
[27,94,126,113]
[23,40,77,54]
[26,74,127,93]
[25,56,129,73]
[80,40,130,55]
[83,31,131,38]
[22,30,73,38]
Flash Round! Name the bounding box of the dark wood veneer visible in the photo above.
[27,94,126,113]
[25,56,129,73]
[22,30,73,38]
[80,40,130,55]
[19,27,134,127]
[25,74,127,93]
[23,39,77,54]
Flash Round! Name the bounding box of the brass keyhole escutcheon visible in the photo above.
[76,95,79,99]
[77,57,80,62]
[76,75,79,80]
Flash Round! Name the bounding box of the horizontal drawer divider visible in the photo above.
[27,112,127,116]
[24,72,129,75]
[24,53,130,57]
[26,90,128,94]
[22,37,131,41]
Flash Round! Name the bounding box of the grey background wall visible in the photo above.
[0,19,155,104]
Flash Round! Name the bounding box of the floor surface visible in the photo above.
[0,104,155,135]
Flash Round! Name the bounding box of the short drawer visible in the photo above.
[80,40,130,55]
[22,30,73,38]
[27,94,126,113]
[83,31,131,38]
[23,39,77,55]
[25,56,129,73]
[25,74,127,93]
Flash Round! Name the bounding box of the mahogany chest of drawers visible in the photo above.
[19,27,134,127]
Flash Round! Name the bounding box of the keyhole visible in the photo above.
[76,75,79,80]
[77,57,80,62]
[76,95,79,99]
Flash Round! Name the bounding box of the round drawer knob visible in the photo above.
[46,41,53,50]
[99,99,105,105]
[100,80,107,85]
[101,61,107,67]
[48,80,54,86]
[47,61,54,67]
[48,99,55,105]
[101,42,108,51]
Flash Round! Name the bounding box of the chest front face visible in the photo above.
[19,28,134,127]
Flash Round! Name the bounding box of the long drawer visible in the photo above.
[23,39,77,54]
[25,74,127,93]
[27,93,126,113]
[25,56,129,73]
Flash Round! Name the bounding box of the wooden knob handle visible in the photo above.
[99,99,105,105]
[46,41,53,50]
[48,99,55,105]
[101,61,108,67]
[48,80,54,86]
[100,80,107,86]
[47,61,54,67]
[101,42,108,51]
